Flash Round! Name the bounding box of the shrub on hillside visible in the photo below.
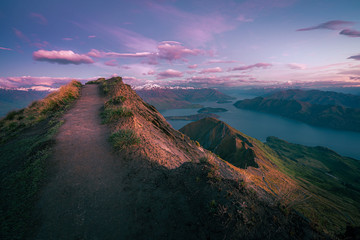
[109,129,140,151]
[101,107,133,123]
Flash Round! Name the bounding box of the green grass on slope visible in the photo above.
[264,136,360,236]
[0,81,82,240]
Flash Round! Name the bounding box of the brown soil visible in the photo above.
[35,85,130,239]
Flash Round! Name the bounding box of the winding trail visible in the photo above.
[36,85,129,239]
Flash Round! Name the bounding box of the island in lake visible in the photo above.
[197,107,228,113]
[165,113,219,121]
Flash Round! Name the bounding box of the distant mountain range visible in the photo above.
[264,89,360,109]
[0,89,49,117]
[234,89,360,132]
[136,88,235,110]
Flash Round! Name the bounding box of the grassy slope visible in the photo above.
[263,137,360,235]
[0,81,82,240]
[180,117,360,237]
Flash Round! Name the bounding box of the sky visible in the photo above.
[0,0,360,90]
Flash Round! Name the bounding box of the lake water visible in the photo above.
[160,95,360,160]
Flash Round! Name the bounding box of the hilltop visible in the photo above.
[1,77,322,239]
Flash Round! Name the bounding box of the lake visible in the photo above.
[160,95,360,160]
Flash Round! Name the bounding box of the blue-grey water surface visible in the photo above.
[160,94,360,160]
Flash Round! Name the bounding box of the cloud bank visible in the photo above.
[33,50,94,64]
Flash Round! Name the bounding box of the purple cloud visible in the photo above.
[297,20,354,31]
[30,13,48,25]
[348,54,360,61]
[88,41,204,64]
[287,63,306,70]
[106,52,153,58]
[199,67,223,74]
[13,28,30,43]
[338,69,360,75]
[33,50,94,65]
[157,41,203,61]
[236,14,253,22]
[230,63,272,71]
[102,26,157,52]
[340,29,360,37]
[104,59,117,66]
[157,69,183,79]
[206,59,238,64]
[0,47,12,51]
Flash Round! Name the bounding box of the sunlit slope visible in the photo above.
[181,117,360,236]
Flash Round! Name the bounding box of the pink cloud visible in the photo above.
[88,35,96,38]
[102,26,157,51]
[30,13,48,25]
[206,59,238,64]
[33,50,94,65]
[13,28,30,43]
[0,47,12,51]
[236,14,253,22]
[88,41,205,64]
[188,64,198,69]
[147,70,155,75]
[157,69,183,79]
[157,41,203,61]
[32,41,49,48]
[62,38,73,41]
[287,63,306,70]
[199,67,223,74]
[104,59,117,66]
[106,52,153,58]
[348,54,360,61]
[87,49,103,58]
[230,63,272,71]
[297,20,354,31]
[338,70,360,76]
[186,70,197,74]
[340,29,360,37]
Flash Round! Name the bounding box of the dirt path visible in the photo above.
[35,85,129,239]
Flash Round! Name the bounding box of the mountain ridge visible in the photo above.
[180,117,360,237]
[0,77,326,239]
